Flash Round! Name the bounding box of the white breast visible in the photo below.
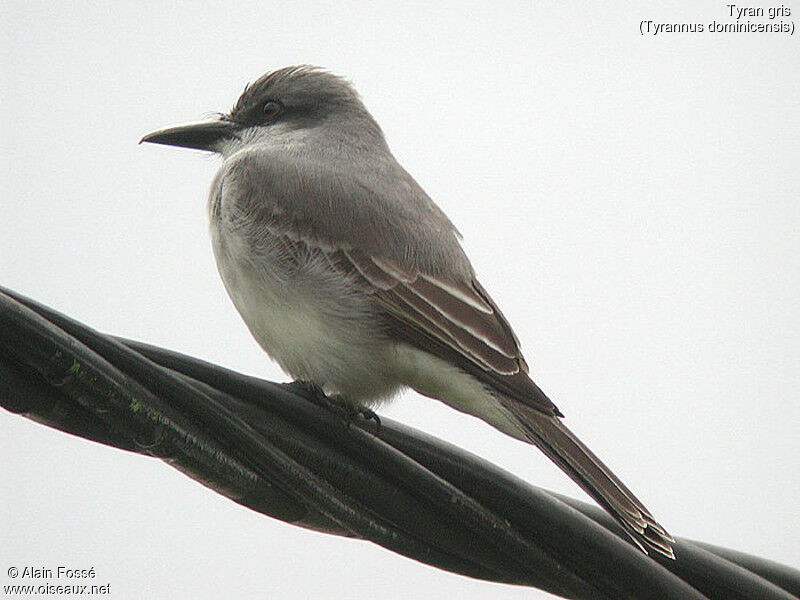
[208,211,400,404]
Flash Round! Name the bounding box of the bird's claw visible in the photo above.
[288,380,380,431]
[355,406,381,430]
[286,380,328,403]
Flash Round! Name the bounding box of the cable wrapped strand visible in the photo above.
[1,285,798,600]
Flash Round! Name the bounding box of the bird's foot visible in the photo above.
[327,398,382,432]
[286,380,329,404]
[287,380,381,431]
[321,397,383,432]
[353,406,381,430]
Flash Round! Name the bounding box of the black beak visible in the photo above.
[140,118,240,151]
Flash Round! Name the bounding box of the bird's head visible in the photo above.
[141,65,382,155]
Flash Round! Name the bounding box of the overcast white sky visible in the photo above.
[1,2,798,598]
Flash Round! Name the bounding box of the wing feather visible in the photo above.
[385,285,519,374]
[239,212,561,415]
[315,245,561,416]
[406,276,518,357]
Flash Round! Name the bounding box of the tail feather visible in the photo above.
[503,401,675,559]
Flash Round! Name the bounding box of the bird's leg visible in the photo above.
[286,380,381,430]
[285,379,329,404]
[285,380,348,417]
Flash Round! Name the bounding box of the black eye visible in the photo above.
[262,100,282,121]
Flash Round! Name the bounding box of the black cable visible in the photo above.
[2,285,798,600]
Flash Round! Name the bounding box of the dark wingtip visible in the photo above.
[643,527,677,559]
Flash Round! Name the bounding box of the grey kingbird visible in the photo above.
[142,66,674,558]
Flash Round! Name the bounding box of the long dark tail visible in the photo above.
[503,401,675,558]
